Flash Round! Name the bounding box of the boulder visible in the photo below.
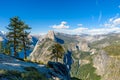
[47,61,71,80]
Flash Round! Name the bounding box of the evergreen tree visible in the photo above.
[51,43,65,62]
[20,24,31,59]
[6,16,31,58]
[6,17,24,57]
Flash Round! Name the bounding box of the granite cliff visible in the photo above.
[29,31,90,64]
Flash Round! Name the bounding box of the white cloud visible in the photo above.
[104,17,120,28]
[113,18,120,26]
[87,27,120,35]
[53,15,120,35]
[67,27,88,34]
[73,27,88,32]
[58,26,120,35]
[109,13,119,22]
[51,21,69,29]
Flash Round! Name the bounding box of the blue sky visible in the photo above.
[0,0,120,35]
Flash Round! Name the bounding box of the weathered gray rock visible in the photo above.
[93,50,109,76]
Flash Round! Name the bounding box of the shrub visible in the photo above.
[0,68,48,80]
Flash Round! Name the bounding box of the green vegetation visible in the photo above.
[104,44,120,56]
[71,62,101,80]
[78,63,101,80]
[6,16,31,59]
[0,67,47,80]
[71,51,101,80]
[50,43,65,62]
[20,26,31,59]
[80,51,91,60]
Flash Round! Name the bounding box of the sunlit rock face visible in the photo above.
[29,30,91,64]
[46,30,56,41]
[29,31,57,64]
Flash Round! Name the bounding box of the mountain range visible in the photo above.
[29,30,120,80]
[0,30,120,80]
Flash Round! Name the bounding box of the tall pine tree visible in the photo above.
[6,16,31,58]
[7,17,23,57]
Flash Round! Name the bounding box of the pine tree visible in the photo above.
[6,16,31,58]
[6,16,24,57]
[51,43,65,62]
[20,24,31,59]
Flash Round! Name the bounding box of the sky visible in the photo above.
[0,0,120,35]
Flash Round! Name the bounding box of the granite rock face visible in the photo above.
[93,50,120,80]
[93,50,109,76]
[29,31,90,64]
[46,30,56,41]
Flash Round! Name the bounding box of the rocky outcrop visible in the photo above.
[77,40,90,52]
[46,30,56,41]
[103,56,120,80]
[0,53,46,72]
[0,53,72,80]
[29,31,59,64]
[29,39,56,64]
[93,50,109,76]
[47,61,71,80]
[93,50,120,80]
